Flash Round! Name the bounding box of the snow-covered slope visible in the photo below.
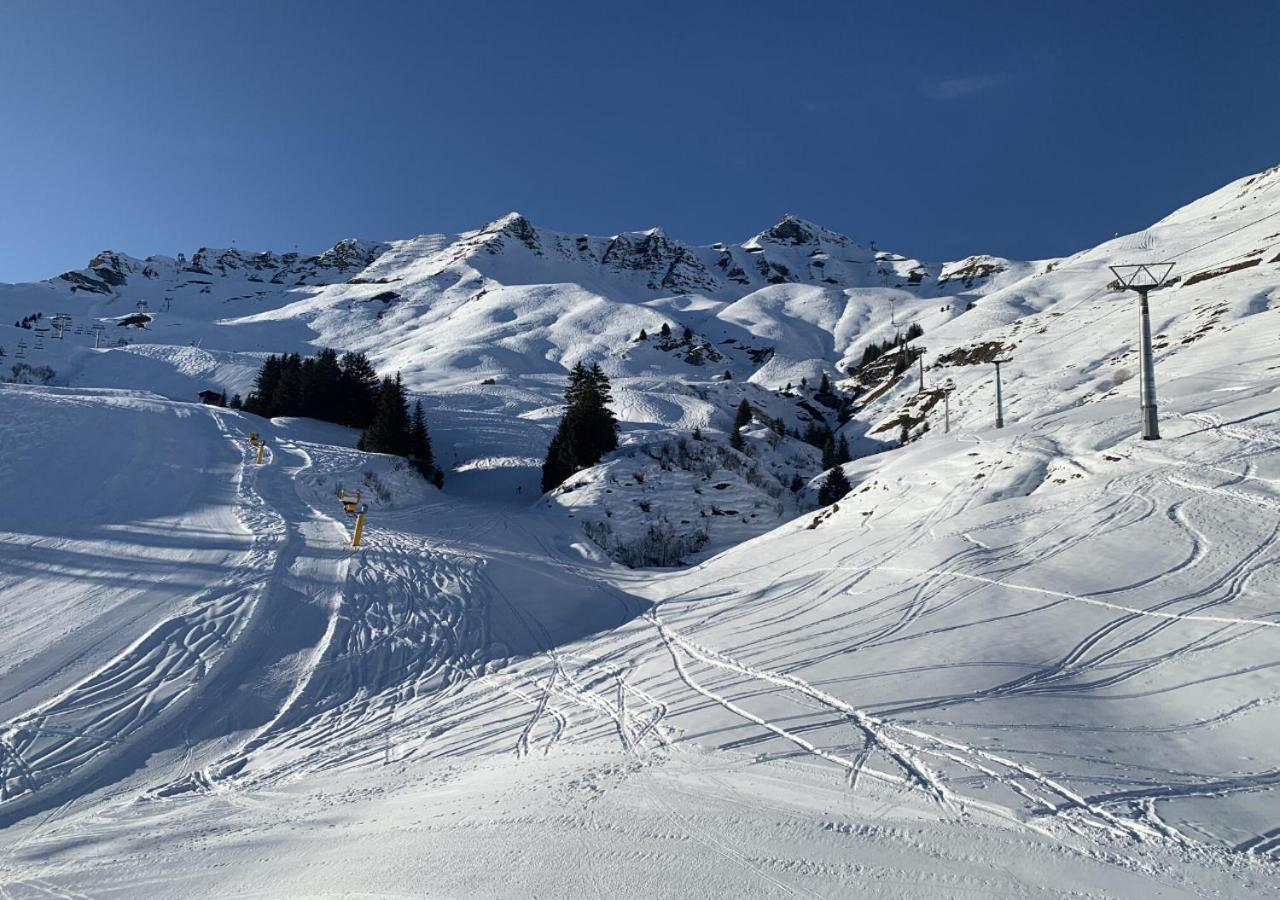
[0,210,1032,561]
[3,165,1280,896]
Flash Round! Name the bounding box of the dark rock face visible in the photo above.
[186,249,214,275]
[753,255,792,285]
[601,231,718,293]
[85,251,132,286]
[58,271,113,294]
[310,238,385,272]
[763,215,815,246]
[93,266,128,287]
[500,216,542,254]
[938,258,1007,290]
[473,214,542,257]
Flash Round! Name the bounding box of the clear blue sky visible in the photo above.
[1,0,1277,282]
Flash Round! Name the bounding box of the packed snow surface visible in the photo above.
[2,166,1280,896]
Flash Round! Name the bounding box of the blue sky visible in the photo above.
[1,0,1277,282]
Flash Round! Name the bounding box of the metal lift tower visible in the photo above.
[1108,263,1174,441]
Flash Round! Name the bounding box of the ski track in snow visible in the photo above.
[0,415,285,820]
[7,169,1280,893]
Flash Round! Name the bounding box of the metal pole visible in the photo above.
[917,351,925,394]
[994,361,1005,429]
[352,505,368,547]
[944,391,951,434]
[1137,287,1160,440]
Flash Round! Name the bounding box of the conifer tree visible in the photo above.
[637,328,648,341]
[541,364,620,492]
[337,351,379,428]
[660,322,671,339]
[835,434,851,465]
[818,373,831,394]
[818,466,852,506]
[407,400,434,477]
[733,399,752,431]
[359,375,411,456]
[821,434,836,470]
[541,425,579,493]
[270,354,304,417]
[729,426,746,452]
[229,393,242,409]
[245,354,283,415]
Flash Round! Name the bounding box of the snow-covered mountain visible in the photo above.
[0,211,1035,561]
[3,165,1280,896]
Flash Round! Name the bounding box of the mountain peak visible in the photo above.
[753,214,853,249]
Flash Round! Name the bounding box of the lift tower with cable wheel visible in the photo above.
[1108,263,1174,441]
[992,356,1011,430]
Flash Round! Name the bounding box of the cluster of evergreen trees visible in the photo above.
[358,375,442,485]
[858,322,924,369]
[243,350,441,485]
[541,363,619,492]
[243,349,381,427]
[726,395,851,506]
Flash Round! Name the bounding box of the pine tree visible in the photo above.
[835,434,851,465]
[818,373,831,394]
[691,425,702,441]
[683,326,693,341]
[300,348,342,420]
[407,400,434,477]
[563,361,592,407]
[541,417,581,492]
[803,420,831,448]
[722,369,732,381]
[229,393,242,409]
[733,399,752,431]
[359,375,411,456]
[270,354,304,417]
[660,322,671,339]
[338,351,380,428]
[541,365,620,492]
[729,426,746,452]
[789,471,804,493]
[637,328,648,341]
[818,466,852,506]
[821,434,836,470]
[245,354,283,415]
